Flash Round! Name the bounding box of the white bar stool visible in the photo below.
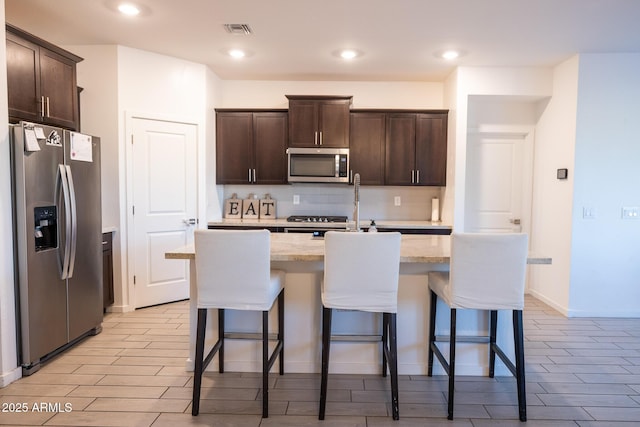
[320,231,402,420]
[427,232,528,421]
[192,229,285,418]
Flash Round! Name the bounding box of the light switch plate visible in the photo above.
[394,196,401,206]
[293,195,300,205]
[622,206,639,219]
[582,207,596,219]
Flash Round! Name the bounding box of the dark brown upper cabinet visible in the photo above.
[286,95,352,148]
[216,110,288,185]
[349,112,386,185]
[6,24,82,131]
[385,111,448,186]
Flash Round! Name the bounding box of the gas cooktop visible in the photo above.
[286,215,348,223]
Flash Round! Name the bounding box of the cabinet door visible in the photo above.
[318,100,350,147]
[385,114,416,185]
[253,112,287,184]
[416,113,448,186]
[102,232,114,309]
[288,100,318,147]
[6,33,41,123]
[350,113,385,185]
[216,112,254,184]
[39,48,79,130]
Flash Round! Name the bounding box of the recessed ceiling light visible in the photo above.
[333,49,363,60]
[441,50,459,60]
[228,49,246,59]
[435,49,466,60]
[118,3,140,16]
[340,50,358,60]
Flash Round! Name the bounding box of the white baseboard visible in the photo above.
[0,366,22,388]
[527,290,569,316]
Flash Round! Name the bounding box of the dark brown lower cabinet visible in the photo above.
[102,232,114,311]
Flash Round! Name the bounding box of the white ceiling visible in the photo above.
[5,0,640,81]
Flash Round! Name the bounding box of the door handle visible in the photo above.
[510,218,521,225]
[183,218,197,225]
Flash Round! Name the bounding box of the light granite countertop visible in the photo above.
[166,233,551,264]
[208,218,452,230]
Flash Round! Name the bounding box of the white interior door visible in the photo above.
[131,117,197,308]
[465,132,533,234]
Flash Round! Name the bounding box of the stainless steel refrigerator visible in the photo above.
[10,121,102,375]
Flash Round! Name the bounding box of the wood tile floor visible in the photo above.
[1,296,639,426]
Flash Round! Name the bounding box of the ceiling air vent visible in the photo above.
[224,24,253,35]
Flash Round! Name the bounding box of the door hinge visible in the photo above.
[133,275,136,285]
[131,135,134,145]
[132,205,135,215]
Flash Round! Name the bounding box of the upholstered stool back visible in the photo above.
[323,231,401,313]
[195,229,281,311]
[430,233,528,310]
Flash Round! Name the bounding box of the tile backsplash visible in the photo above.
[218,184,442,221]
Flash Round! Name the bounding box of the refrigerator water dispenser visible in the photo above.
[34,206,57,251]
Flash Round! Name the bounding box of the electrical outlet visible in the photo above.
[622,206,639,219]
[293,195,300,205]
[394,196,401,207]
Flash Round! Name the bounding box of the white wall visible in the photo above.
[64,46,211,313]
[528,57,579,314]
[451,67,553,231]
[206,70,223,221]
[219,80,443,109]
[116,47,209,311]
[0,0,22,387]
[568,54,640,316]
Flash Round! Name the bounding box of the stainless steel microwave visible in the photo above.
[287,147,349,183]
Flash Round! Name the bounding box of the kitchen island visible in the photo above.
[208,218,453,234]
[166,233,549,376]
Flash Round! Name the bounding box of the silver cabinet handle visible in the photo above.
[252,168,257,183]
[350,170,353,184]
[411,170,415,184]
[248,168,252,183]
[46,97,50,117]
[41,96,45,118]
[319,131,323,145]
[416,169,420,184]
[314,131,318,145]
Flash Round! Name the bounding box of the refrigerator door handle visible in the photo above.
[55,165,72,279]
[65,165,78,279]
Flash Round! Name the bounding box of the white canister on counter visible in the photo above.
[431,197,440,222]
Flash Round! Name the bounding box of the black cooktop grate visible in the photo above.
[286,215,348,223]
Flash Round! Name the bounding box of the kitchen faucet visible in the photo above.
[353,173,360,232]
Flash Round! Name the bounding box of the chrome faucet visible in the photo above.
[353,173,360,232]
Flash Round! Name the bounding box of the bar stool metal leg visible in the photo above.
[192,308,207,416]
[388,313,399,420]
[319,306,332,420]
[382,313,389,377]
[262,310,269,418]
[513,310,527,422]
[447,308,457,420]
[489,310,498,378]
[218,309,225,373]
[427,290,437,376]
[278,290,285,375]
